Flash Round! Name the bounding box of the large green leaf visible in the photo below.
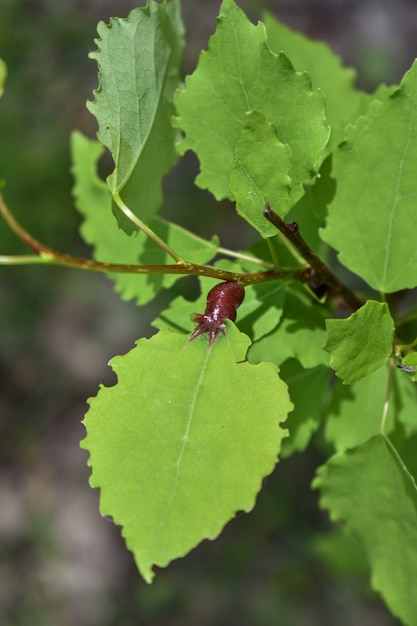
[321,60,417,293]
[87,1,184,232]
[324,300,394,384]
[71,131,218,304]
[263,13,365,147]
[174,0,328,204]
[229,110,292,234]
[314,435,417,626]
[82,324,291,582]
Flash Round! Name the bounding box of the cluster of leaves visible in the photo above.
[2,1,417,624]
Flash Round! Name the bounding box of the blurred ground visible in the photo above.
[0,0,413,624]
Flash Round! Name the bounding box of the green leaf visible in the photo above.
[392,369,417,435]
[248,287,329,369]
[152,293,203,335]
[321,60,417,293]
[0,58,6,98]
[71,131,218,304]
[299,154,336,222]
[324,301,394,384]
[87,1,184,232]
[400,352,417,382]
[174,0,328,204]
[395,434,417,485]
[325,364,395,452]
[279,359,330,457]
[82,324,291,583]
[314,435,417,626]
[237,280,286,342]
[263,12,366,147]
[229,110,292,234]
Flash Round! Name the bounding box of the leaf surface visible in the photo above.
[314,435,417,626]
[321,61,417,292]
[263,13,365,147]
[229,110,291,234]
[248,287,329,369]
[238,280,287,342]
[324,301,394,384]
[279,359,330,457]
[392,369,417,436]
[82,324,291,582]
[87,1,184,232]
[71,131,218,304]
[400,352,417,382]
[325,365,395,452]
[174,0,328,204]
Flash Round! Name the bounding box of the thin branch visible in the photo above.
[0,250,295,283]
[0,254,52,265]
[0,194,297,284]
[263,204,364,310]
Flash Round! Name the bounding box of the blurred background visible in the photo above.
[1,0,415,624]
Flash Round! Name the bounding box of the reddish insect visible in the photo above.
[189,281,245,346]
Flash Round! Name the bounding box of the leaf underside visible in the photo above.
[87,1,184,233]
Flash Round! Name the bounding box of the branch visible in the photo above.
[0,194,296,285]
[263,204,363,310]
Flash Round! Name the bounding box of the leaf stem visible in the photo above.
[266,238,281,270]
[216,246,274,268]
[112,194,273,268]
[263,204,363,310]
[112,192,185,264]
[381,357,395,433]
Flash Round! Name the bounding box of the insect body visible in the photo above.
[189,281,245,346]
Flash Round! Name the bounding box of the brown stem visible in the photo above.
[0,249,296,283]
[263,204,363,310]
[0,194,297,284]
[26,252,297,283]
